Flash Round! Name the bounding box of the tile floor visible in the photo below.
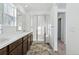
[27,40,65,55]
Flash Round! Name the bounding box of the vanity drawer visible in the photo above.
[9,38,22,52]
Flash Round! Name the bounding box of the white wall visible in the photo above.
[28,10,50,15]
[45,15,50,43]
[66,3,79,54]
[49,4,58,51]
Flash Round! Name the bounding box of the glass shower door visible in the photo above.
[37,16,45,42]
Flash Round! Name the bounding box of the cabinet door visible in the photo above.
[27,37,31,50]
[0,47,8,55]
[30,34,33,45]
[9,38,22,52]
[17,44,22,55]
[23,39,28,55]
[9,44,22,55]
[9,48,17,55]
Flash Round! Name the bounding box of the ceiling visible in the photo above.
[14,3,66,14]
[14,3,53,12]
[56,3,66,9]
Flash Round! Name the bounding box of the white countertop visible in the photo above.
[0,31,32,49]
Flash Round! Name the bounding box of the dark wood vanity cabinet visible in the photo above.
[17,44,22,55]
[9,38,22,53]
[22,36,28,55]
[9,44,22,55]
[30,34,33,45]
[27,33,33,50]
[0,33,33,55]
[9,38,23,55]
[22,33,33,54]
[27,37,31,50]
[9,47,18,55]
[9,33,33,55]
[0,47,8,55]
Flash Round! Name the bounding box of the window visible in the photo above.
[0,4,3,34]
[3,4,16,26]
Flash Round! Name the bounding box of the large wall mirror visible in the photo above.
[0,3,25,34]
[16,9,23,31]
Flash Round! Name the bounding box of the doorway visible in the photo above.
[58,18,61,40]
[57,13,66,54]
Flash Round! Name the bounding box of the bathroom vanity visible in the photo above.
[0,4,33,55]
[0,32,33,55]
